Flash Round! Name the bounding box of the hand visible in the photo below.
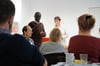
[40,31,44,36]
[43,59,48,66]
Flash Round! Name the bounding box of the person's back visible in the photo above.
[0,0,47,66]
[0,33,45,66]
[40,28,66,66]
[68,14,100,63]
[40,28,66,55]
[68,35,100,63]
[40,42,66,55]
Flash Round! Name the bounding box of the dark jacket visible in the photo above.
[0,33,44,66]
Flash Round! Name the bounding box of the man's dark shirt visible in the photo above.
[0,28,45,66]
[29,21,46,47]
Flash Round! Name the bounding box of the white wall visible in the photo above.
[12,0,100,46]
[11,0,22,33]
[89,7,100,38]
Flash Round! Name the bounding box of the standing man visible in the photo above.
[54,16,68,48]
[0,0,47,66]
[29,12,46,47]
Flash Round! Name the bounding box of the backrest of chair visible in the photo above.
[43,53,65,66]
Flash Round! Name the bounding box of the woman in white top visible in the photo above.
[54,16,68,48]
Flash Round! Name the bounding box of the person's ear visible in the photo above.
[8,16,14,31]
[8,16,14,25]
[24,31,26,33]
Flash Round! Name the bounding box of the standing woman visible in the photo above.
[28,12,46,47]
[54,16,68,48]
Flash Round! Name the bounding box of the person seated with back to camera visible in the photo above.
[68,14,100,63]
[0,0,47,66]
[40,28,67,66]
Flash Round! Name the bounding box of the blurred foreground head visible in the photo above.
[0,0,15,31]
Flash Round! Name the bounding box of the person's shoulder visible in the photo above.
[41,42,50,48]
[56,42,64,47]
[12,34,30,43]
[29,21,35,23]
[12,34,36,48]
[70,35,78,39]
[90,36,100,42]
[39,22,43,25]
[42,42,49,45]
[28,21,37,25]
[13,34,25,39]
[71,35,100,42]
[0,33,13,40]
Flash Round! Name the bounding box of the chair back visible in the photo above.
[43,53,65,66]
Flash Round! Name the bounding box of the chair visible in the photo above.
[43,53,65,66]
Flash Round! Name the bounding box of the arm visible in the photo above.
[39,23,46,37]
[43,59,48,66]
[62,29,68,40]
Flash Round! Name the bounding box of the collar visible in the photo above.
[0,28,10,34]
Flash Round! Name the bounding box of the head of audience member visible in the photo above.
[34,12,41,22]
[22,25,32,39]
[0,0,15,32]
[78,14,95,35]
[54,16,61,27]
[49,28,62,43]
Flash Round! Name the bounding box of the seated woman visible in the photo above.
[40,28,67,65]
[68,14,100,63]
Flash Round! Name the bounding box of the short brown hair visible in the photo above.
[0,0,15,24]
[78,14,95,31]
[50,28,62,42]
[54,16,61,21]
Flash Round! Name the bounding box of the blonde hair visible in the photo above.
[49,28,62,42]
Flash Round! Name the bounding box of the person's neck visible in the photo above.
[55,25,60,28]
[79,30,91,36]
[24,34,29,39]
[35,19,40,22]
[0,23,9,30]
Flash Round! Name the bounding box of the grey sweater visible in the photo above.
[39,42,67,55]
